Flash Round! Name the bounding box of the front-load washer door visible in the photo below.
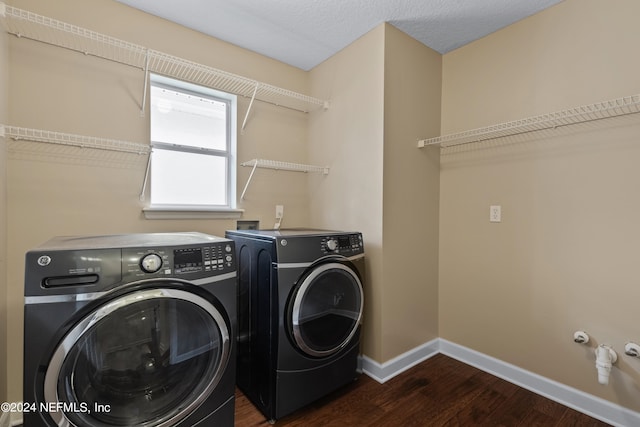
[289,261,363,358]
[44,285,230,427]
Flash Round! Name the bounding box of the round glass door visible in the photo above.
[44,287,230,427]
[290,262,363,358]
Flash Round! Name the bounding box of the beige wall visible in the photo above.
[308,24,442,362]
[308,26,386,359]
[0,5,8,403]
[382,25,441,361]
[6,0,311,401]
[440,0,640,412]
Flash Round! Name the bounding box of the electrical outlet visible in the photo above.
[275,205,284,219]
[489,205,501,223]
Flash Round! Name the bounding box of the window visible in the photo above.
[145,74,239,218]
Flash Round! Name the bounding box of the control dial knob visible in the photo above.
[140,253,163,273]
[326,239,338,251]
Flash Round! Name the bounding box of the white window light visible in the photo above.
[144,74,242,219]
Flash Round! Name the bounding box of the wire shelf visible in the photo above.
[240,159,329,199]
[241,158,329,174]
[418,94,640,148]
[0,2,328,113]
[1,124,150,154]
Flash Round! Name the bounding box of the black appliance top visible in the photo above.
[226,228,364,262]
[33,232,228,250]
[225,228,356,239]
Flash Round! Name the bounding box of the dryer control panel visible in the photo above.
[321,234,363,255]
[225,229,364,264]
[274,233,364,262]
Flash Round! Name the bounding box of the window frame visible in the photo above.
[143,74,242,219]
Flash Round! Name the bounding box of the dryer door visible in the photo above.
[289,261,363,358]
[43,286,230,427]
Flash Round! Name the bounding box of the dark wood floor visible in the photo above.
[235,354,610,426]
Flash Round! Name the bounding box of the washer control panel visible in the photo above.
[124,241,235,279]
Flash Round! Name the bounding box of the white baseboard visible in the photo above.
[361,338,640,427]
[361,338,439,383]
[0,410,9,427]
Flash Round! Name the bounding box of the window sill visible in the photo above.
[143,206,244,220]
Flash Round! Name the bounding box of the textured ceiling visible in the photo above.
[116,0,563,71]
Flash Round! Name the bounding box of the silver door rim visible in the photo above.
[44,285,230,427]
[291,262,363,358]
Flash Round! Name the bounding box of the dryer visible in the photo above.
[225,228,365,422]
[23,232,237,427]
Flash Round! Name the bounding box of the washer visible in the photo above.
[23,232,237,427]
[225,228,365,422]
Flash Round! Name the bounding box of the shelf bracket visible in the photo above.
[140,50,150,117]
[139,149,152,202]
[241,82,259,132]
[240,160,259,200]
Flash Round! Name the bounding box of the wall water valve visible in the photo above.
[624,342,640,358]
[573,331,590,344]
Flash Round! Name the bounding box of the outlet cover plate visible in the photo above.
[490,205,502,223]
